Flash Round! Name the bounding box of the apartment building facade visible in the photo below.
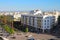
[21,10,58,33]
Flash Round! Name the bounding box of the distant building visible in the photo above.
[0,11,28,21]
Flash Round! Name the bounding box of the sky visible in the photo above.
[0,0,60,11]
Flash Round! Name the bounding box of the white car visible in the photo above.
[27,37,34,40]
[0,37,9,40]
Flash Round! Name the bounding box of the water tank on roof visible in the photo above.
[34,9,42,15]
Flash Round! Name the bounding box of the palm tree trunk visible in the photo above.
[12,21,13,29]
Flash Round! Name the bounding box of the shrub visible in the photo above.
[3,25,14,34]
[25,27,28,32]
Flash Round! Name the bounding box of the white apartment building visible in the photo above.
[21,9,59,33]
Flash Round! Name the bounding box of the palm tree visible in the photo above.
[11,19,14,29]
[3,15,7,24]
[1,15,14,29]
[0,15,4,23]
[6,16,12,26]
[0,16,2,21]
[7,15,14,29]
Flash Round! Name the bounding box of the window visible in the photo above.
[45,23,46,25]
[46,17,49,19]
[44,26,46,28]
[47,23,49,25]
[53,16,55,18]
[45,20,46,22]
[47,26,49,28]
[47,20,49,22]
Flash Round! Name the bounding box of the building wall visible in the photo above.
[37,17,42,29]
[42,15,55,30]
[21,10,58,32]
[21,14,55,32]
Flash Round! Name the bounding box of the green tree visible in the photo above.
[0,16,4,23]
[6,15,14,29]
[0,15,7,24]
[58,16,60,24]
